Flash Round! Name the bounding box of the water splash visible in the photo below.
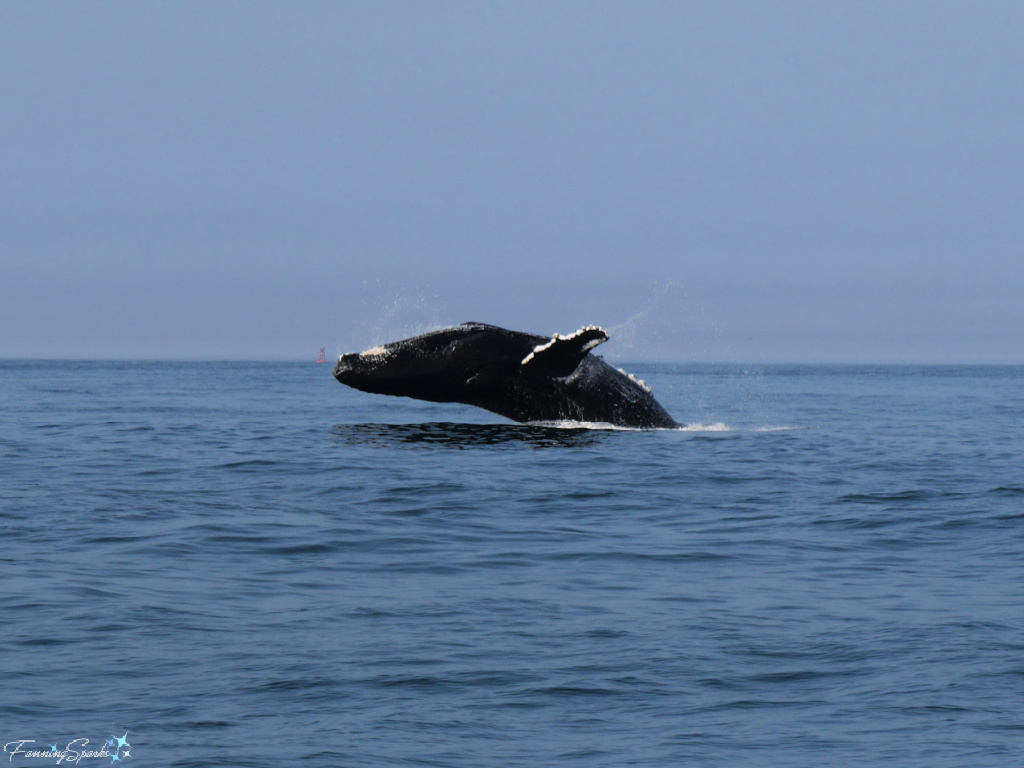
[353,282,451,351]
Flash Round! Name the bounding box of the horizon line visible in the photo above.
[2,356,1023,367]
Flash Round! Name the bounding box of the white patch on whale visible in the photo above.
[616,368,653,393]
[359,345,388,358]
[520,325,606,365]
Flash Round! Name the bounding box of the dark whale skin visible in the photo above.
[333,322,678,429]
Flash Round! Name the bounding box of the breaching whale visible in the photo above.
[332,323,678,428]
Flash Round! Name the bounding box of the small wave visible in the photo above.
[528,420,732,432]
[217,459,282,470]
[838,489,946,504]
[526,420,639,431]
[677,422,730,432]
[992,485,1024,496]
[515,419,733,432]
[337,420,730,435]
[331,422,603,447]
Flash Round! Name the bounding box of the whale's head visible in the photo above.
[333,324,524,403]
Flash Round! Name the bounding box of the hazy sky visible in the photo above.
[2,2,1022,362]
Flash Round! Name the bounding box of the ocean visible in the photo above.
[2,360,1022,767]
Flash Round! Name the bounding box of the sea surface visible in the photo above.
[1,361,1022,767]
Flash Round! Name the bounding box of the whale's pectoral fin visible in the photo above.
[521,326,610,377]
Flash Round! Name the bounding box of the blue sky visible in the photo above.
[2,2,1022,362]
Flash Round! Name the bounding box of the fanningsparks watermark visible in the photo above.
[4,732,131,764]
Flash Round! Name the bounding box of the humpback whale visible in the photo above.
[333,323,678,428]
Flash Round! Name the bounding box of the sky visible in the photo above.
[2,1,1022,363]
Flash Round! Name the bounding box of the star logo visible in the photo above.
[107,731,131,762]
[50,745,58,752]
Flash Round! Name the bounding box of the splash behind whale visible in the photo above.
[333,323,678,429]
